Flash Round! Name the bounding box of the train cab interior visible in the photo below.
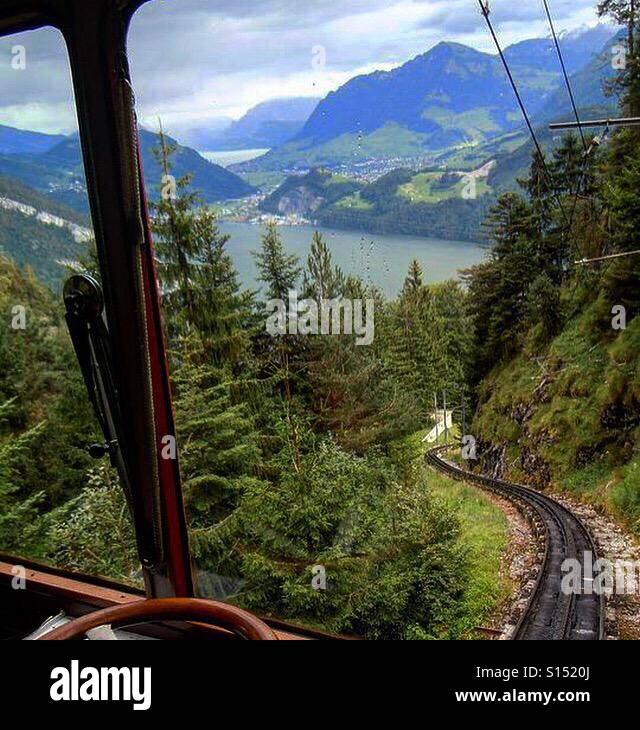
[0,0,323,641]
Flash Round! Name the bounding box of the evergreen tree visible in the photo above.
[404,259,425,295]
[526,273,563,344]
[0,400,43,553]
[171,348,266,559]
[253,223,301,302]
[150,131,202,338]
[465,191,540,378]
[303,231,344,301]
[151,133,253,365]
[47,464,139,584]
[386,260,436,413]
[188,212,253,366]
[598,1,640,116]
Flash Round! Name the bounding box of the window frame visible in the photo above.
[0,0,194,599]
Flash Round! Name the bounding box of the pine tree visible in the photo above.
[150,130,202,338]
[386,260,434,410]
[303,231,344,301]
[151,131,253,365]
[188,210,254,366]
[403,259,425,295]
[253,223,301,302]
[598,1,640,116]
[172,350,264,532]
[0,400,43,553]
[465,191,540,377]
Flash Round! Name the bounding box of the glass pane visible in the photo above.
[0,27,140,585]
[128,2,631,638]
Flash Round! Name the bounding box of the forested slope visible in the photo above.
[466,129,640,535]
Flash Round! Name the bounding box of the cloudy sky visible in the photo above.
[0,0,607,136]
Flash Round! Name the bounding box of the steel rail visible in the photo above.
[427,447,604,640]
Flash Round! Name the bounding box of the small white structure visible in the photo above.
[422,409,454,444]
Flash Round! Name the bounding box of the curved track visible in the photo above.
[427,448,604,641]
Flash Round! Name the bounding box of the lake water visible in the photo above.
[220,221,486,299]
[202,149,270,167]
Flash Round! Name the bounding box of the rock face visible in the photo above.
[0,196,92,243]
[276,186,325,217]
[261,168,362,218]
[519,445,552,488]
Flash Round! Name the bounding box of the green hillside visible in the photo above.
[0,128,255,215]
[0,174,89,227]
[464,125,640,536]
[262,166,493,241]
[0,174,91,288]
[0,207,86,289]
[472,265,640,533]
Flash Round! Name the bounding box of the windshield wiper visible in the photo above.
[63,274,133,500]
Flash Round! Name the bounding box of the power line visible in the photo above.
[541,0,587,151]
[575,249,640,265]
[478,1,549,174]
[478,1,572,236]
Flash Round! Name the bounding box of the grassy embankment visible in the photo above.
[473,269,640,537]
[397,430,513,638]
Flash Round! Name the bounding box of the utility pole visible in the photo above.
[434,392,439,440]
[461,385,466,443]
[443,389,448,444]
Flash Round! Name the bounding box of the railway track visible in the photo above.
[427,447,604,641]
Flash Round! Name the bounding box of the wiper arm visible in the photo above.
[63,274,133,498]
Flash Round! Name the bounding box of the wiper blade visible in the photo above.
[63,274,133,498]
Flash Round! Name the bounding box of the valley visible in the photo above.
[0,23,622,261]
[2,0,639,644]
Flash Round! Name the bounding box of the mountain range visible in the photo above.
[0,126,255,214]
[240,24,619,172]
[0,127,255,285]
[184,97,321,152]
[0,125,65,155]
[0,21,627,286]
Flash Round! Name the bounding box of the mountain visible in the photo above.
[296,42,547,146]
[173,118,234,150]
[0,128,255,214]
[261,168,363,217]
[536,28,624,125]
[242,26,618,172]
[0,174,91,287]
[261,166,492,241]
[504,24,616,74]
[0,124,65,155]
[208,97,320,151]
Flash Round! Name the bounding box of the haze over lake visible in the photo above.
[202,149,270,167]
[220,221,486,298]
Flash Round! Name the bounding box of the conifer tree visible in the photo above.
[171,348,265,536]
[598,1,640,116]
[303,231,344,301]
[150,131,202,338]
[151,132,253,365]
[0,400,43,552]
[253,223,301,302]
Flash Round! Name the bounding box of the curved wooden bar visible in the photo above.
[39,598,279,641]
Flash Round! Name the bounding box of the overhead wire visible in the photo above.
[477,1,579,257]
[541,0,588,152]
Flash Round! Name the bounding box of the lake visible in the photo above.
[202,149,270,167]
[219,221,486,299]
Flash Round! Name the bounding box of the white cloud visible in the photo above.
[0,0,609,136]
